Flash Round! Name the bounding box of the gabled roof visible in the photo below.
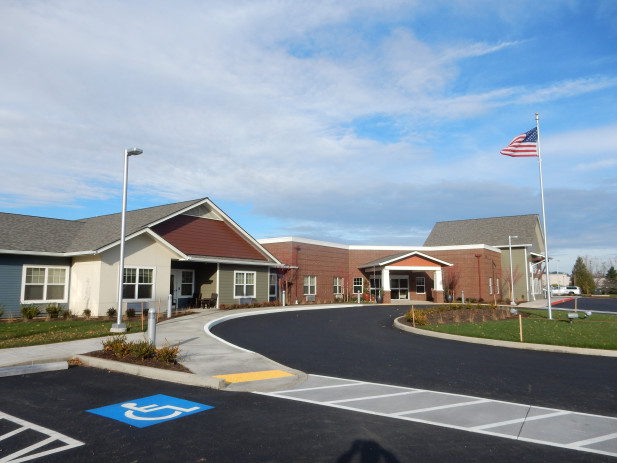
[0,199,204,254]
[423,214,544,253]
[359,251,452,269]
[0,198,280,264]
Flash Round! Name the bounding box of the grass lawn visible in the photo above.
[420,309,617,350]
[0,319,148,349]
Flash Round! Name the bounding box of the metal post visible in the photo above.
[282,290,286,307]
[461,290,465,303]
[147,308,157,345]
[111,148,142,333]
[167,294,172,318]
[509,235,518,305]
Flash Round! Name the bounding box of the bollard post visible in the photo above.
[282,290,286,307]
[167,294,172,318]
[461,290,465,303]
[147,308,157,345]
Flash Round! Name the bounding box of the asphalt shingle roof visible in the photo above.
[0,199,205,254]
[423,214,543,253]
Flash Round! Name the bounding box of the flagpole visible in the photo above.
[536,112,552,319]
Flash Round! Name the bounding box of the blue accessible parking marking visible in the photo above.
[87,394,213,428]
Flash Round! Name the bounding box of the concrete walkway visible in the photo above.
[0,306,337,391]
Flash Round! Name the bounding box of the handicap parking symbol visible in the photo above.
[87,394,213,428]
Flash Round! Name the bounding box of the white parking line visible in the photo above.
[0,411,84,463]
[258,374,617,459]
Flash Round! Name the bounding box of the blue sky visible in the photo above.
[1,0,616,275]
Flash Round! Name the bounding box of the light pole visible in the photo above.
[111,148,143,333]
[509,235,518,305]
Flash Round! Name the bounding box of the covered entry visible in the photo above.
[359,252,452,303]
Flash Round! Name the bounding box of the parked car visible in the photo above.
[551,285,582,296]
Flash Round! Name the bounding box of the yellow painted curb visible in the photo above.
[213,369,295,383]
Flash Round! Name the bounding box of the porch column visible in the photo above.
[382,268,390,291]
[433,268,445,303]
[382,267,391,303]
[434,268,443,291]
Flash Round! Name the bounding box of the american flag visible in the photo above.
[500,127,538,157]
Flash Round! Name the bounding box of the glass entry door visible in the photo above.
[390,276,409,300]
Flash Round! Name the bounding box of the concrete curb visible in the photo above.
[393,317,617,358]
[0,361,69,378]
[75,355,227,389]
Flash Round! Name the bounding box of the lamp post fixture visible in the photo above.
[111,147,143,333]
[509,235,518,306]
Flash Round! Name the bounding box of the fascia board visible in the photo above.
[95,229,186,259]
[187,256,285,267]
[0,249,96,257]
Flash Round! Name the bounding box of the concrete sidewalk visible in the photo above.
[0,305,348,391]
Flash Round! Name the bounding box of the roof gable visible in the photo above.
[360,251,451,269]
[390,254,440,267]
[152,214,270,261]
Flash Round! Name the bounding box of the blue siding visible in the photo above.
[0,255,71,318]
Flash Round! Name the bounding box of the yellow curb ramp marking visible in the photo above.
[213,370,295,384]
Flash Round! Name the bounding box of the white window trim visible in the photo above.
[123,266,156,302]
[269,273,278,298]
[333,276,344,296]
[304,275,317,296]
[21,265,70,303]
[416,276,426,295]
[234,271,257,299]
[178,269,195,298]
[353,277,363,294]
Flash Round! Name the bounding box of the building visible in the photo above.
[0,198,282,317]
[1,198,545,318]
[424,215,547,302]
[260,238,504,305]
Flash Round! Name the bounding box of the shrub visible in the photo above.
[126,308,136,318]
[47,305,58,317]
[102,335,130,358]
[21,304,40,320]
[83,308,91,319]
[129,340,156,359]
[0,303,5,318]
[405,308,428,326]
[107,307,117,317]
[155,341,182,363]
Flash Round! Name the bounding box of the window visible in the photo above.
[269,273,277,298]
[353,277,363,294]
[123,267,154,300]
[303,275,316,295]
[235,271,256,298]
[496,279,500,295]
[415,277,425,294]
[22,266,69,302]
[391,276,409,300]
[333,277,343,295]
[489,277,493,295]
[180,270,194,297]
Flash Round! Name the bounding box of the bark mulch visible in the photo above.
[78,350,192,373]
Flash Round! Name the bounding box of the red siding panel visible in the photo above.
[153,215,268,261]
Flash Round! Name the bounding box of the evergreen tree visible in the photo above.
[604,266,617,294]
[571,257,595,294]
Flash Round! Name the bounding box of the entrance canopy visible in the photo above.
[359,251,453,300]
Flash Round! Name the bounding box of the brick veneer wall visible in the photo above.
[262,240,503,304]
